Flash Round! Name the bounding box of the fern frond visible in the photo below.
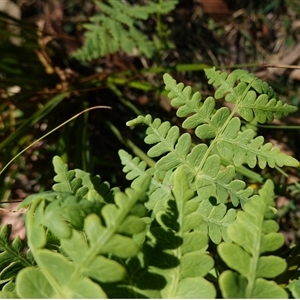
[52,156,118,203]
[52,156,86,196]
[217,117,299,168]
[238,94,298,123]
[205,67,297,123]
[163,73,231,138]
[147,169,174,213]
[127,115,194,171]
[119,149,152,181]
[100,168,217,298]
[20,192,99,242]
[218,180,288,298]
[205,67,276,101]
[163,73,203,116]
[15,174,151,298]
[127,115,253,207]
[162,72,299,170]
[0,224,33,287]
[74,168,118,203]
[72,0,178,61]
[119,149,174,214]
[143,166,216,298]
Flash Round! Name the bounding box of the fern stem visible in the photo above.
[245,200,267,297]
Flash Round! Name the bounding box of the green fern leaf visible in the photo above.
[72,0,178,61]
[52,156,86,196]
[16,173,151,298]
[164,73,232,139]
[0,291,18,298]
[119,149,151,181]
[20,190,104,248]
[144,166,216,298]
[218,180,288,298]
[162,72,299,170]
[74,169,117,203]
[65,174,150,280]
[147,169,174,213]
[0,225,33,287]
[118,149,172,213]
[204,67,297,123]
[192,149,253,207]
[205,68,274,101]
[43,193,99,236]
[229,69,276,98]
[21,192,101,247]
[217,117,299,168]
[128,115,253,207]
[16,254,107,298]
[238,93,297,123]
[163,73,203,115]
[195,199,236,243]
[127,115,200,173]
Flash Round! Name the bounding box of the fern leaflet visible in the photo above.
[217,117,299,168]
[218,180,288,298]
[204,67,297,122]
[52,156,86,196]
[195,198,236,244]
[0,224,33,287]
[144,166,216,298]
[119,149,173,212]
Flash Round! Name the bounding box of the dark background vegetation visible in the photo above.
[1,0,300,242]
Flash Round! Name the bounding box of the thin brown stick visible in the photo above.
[262,63,300,70]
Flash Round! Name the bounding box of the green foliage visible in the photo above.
[0,225,33,290]
[72,0,178,61]
[1,68,300,298]
[15,157,151,298]
[144,166,216,298]
[218,180,287,298]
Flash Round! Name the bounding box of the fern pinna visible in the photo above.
[0,67,299,298]
[218,180,287,298]
[72,0,178,61]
